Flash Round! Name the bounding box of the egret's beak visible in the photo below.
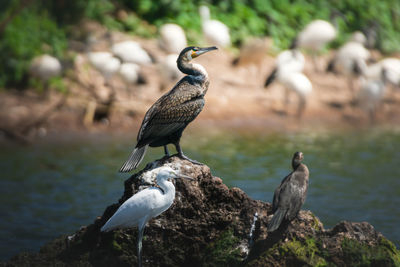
[193,46,218,58]
[175,174,194,181]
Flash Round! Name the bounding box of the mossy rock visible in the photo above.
[341,237,400,267]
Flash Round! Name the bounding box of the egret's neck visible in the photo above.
[157,178,176,200]
[200,7,210,21]
[178,60,209,85]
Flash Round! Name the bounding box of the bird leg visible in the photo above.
[312,52,320,73]
[296,95,306,119]
[137,226,145,267]
[164,145,170,157]
[174,142,203,165]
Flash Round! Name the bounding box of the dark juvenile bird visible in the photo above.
[119,46,218,172]
[268,152,309,232]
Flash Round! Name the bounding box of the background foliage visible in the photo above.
[0,0,399,88]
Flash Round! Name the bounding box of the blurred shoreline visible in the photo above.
[1,37,400,145]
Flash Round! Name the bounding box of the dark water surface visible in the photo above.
[1,128,400,260]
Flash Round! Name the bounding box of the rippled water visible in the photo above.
[1,128,400,260]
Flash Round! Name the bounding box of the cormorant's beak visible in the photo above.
[193,46,218,57]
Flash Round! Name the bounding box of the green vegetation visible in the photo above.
[277,237,327,266]
[1,0,399,88]
[203,229,243,266]
[341,237,400,266]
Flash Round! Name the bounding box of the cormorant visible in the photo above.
[268,152,310,232]
[119,46,218,172]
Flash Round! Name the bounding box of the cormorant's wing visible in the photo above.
[136,77,205,145]
[275,171,308,221]
[272,171,292,212]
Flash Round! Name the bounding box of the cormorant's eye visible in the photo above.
[193,47,198,52]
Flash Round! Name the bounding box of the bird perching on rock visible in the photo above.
[101,166,193,267]
[119,46,218,172]
[268,152,310,232]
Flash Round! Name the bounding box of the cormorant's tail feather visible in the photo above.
[119,145,148,173]
[267,209,286,232]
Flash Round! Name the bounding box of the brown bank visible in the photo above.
[2,156,400,266]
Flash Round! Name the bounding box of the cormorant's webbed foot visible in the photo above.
[174,142,203,165]
[178,153,204,165]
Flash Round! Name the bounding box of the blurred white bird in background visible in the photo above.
[326,34,371,97]
[101,166,193,267]
[158,23,187,54]
[111,40,152,65]
[364,58,400,89]
[357,68,389,122]
[87,52,121,85]
[264,49,312,118]
[199,5,230,48]
[157,54,183,91]
[292,19,337,71]
[29,54,62,82]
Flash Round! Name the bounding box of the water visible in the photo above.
[1,128,400,260]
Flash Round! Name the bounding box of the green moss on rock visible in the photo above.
[203,229,243,267]
[279,237,327,266]
[341,237,400,267]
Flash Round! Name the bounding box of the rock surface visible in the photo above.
[2,157,400,266]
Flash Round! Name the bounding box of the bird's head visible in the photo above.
[178,46,218,62]
[157,166,194,181]
[292,151,304,169]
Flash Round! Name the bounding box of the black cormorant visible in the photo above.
[267,151,310,232]
[119,46,218,172]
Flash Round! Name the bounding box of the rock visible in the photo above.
[2,157,400,266]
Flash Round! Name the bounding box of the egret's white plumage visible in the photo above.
[159,23,187,54]
[296,20,337,51]
[275,50,305,73]
[364,58,400,87]
[111,41,152,65]
[357,70,388,122]
[29,54,62,81]
[327,39,371,95]
[87,52,121,81]
[264,50,311,118]
[101,166,192,267]
[333,42,370,75]
[278,71,313,118]
[119,62,142,84]
[294,19,337,71]
[162,54,182,79]
[350,31,367,46]
[158,54,183,91]
[264,49,305,87]
[199,5,230,48]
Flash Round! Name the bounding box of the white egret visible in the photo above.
[101,166,193,267]
[364,58,400,88]
[87,51,121,84]
[159,23,187,54]
[357,68,389,122]
[199,5,230,48]
[327,38,371,96]
[264,50,311,118]
[111,41,152,65]
[29,54,62,82]
[119,62,146,88]
[292,19,337,71]
[157,54,183,91]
